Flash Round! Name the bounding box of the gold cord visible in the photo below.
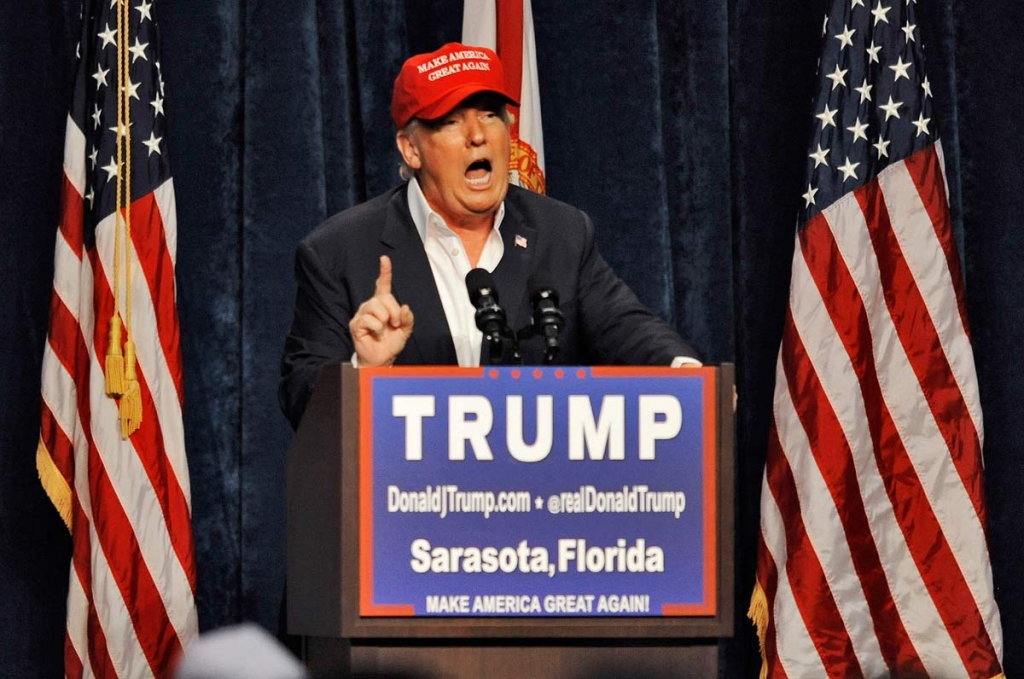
[117,0,142,436]
[105,0,127,397]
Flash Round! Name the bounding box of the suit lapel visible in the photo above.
[381,189,457,365]
[492,193,536,336]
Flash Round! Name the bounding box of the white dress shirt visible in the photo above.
[407,177,505,367]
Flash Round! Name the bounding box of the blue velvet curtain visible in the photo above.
[3,0,1023,677]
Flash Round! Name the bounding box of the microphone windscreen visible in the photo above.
[466,268,497,305]
[466,267,493,292]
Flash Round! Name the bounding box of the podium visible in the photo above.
[287,364,734,678]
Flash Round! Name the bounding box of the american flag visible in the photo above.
[463,0,547,194]
[36,0,198,676]
[750,0,1005,676]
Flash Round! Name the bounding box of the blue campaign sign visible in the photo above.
[358,366,717,617]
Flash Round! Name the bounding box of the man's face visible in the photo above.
[398,93,511,230]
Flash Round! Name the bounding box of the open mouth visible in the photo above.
[466,159,492,186]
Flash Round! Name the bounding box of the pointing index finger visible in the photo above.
[375,255,393,297]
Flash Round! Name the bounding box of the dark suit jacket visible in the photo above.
[279,184,698,429]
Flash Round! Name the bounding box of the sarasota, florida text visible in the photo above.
[410,538,663,576]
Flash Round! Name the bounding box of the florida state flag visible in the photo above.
[463,0,546,194]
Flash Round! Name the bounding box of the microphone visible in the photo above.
[528,274,565,365]
[466,268,509,364]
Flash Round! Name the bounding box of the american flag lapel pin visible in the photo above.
[515,234,528,249]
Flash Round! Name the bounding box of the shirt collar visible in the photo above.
[406,176,505,243]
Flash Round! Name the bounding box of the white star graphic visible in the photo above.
[836,25,856,49]
[838,157,861,181]
[847,117,869,142]
[890,56,912,81]
[102,158,120,183]
[826,64,848,90]
[873,138,891,158]
[809,144,830,168]
[89,147,99,169]
[151,93,165,117]
[871,3,891,24]
[142,132,163,156]
[879,96,902,120]
[822,14,829,36]
[97,23,117,49]
[866,42,882,63]
[852,0,865,6]
[136,0,153,22]
[912,112,930,137]
[108,120,133,137]
[902,22,917,42]
[129,37,150,63]
[854,79,873,102]
[92,64,110,90]
[803,184,818,207]
[921,76,933,98]
[123,79,141,101]
[91,104,102,129]
[816,104,838,128]
[86,187,95,208]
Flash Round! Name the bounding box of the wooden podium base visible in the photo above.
[303,637,718,679]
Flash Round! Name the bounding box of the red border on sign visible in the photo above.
[360,365,717,617]
[359,367,482,616]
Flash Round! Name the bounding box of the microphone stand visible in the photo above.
[476,309,521,365]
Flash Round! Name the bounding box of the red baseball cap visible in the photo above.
[391,42,520,128]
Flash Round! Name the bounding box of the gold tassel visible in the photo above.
[119,340,143,438]
[748,580,769,679]
[36,437,72,530]
[105,318,124,396]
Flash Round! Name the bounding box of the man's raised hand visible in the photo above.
[349,255,414,367]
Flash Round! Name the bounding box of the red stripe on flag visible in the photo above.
[765,420,863,679]
[71,497,119,679]
[856,181,987,526]
[39,403,75,494]
[63,630,84,679]
[47,284,91,384]
[794,215,925,671]
[495,0,524,137]
[128,192,185,404]
[41,286,90,500]
[59,172,85,260]
[903,146,971,342]
[88,247,197,590]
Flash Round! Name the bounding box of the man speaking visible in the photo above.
[279,43,699,429]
